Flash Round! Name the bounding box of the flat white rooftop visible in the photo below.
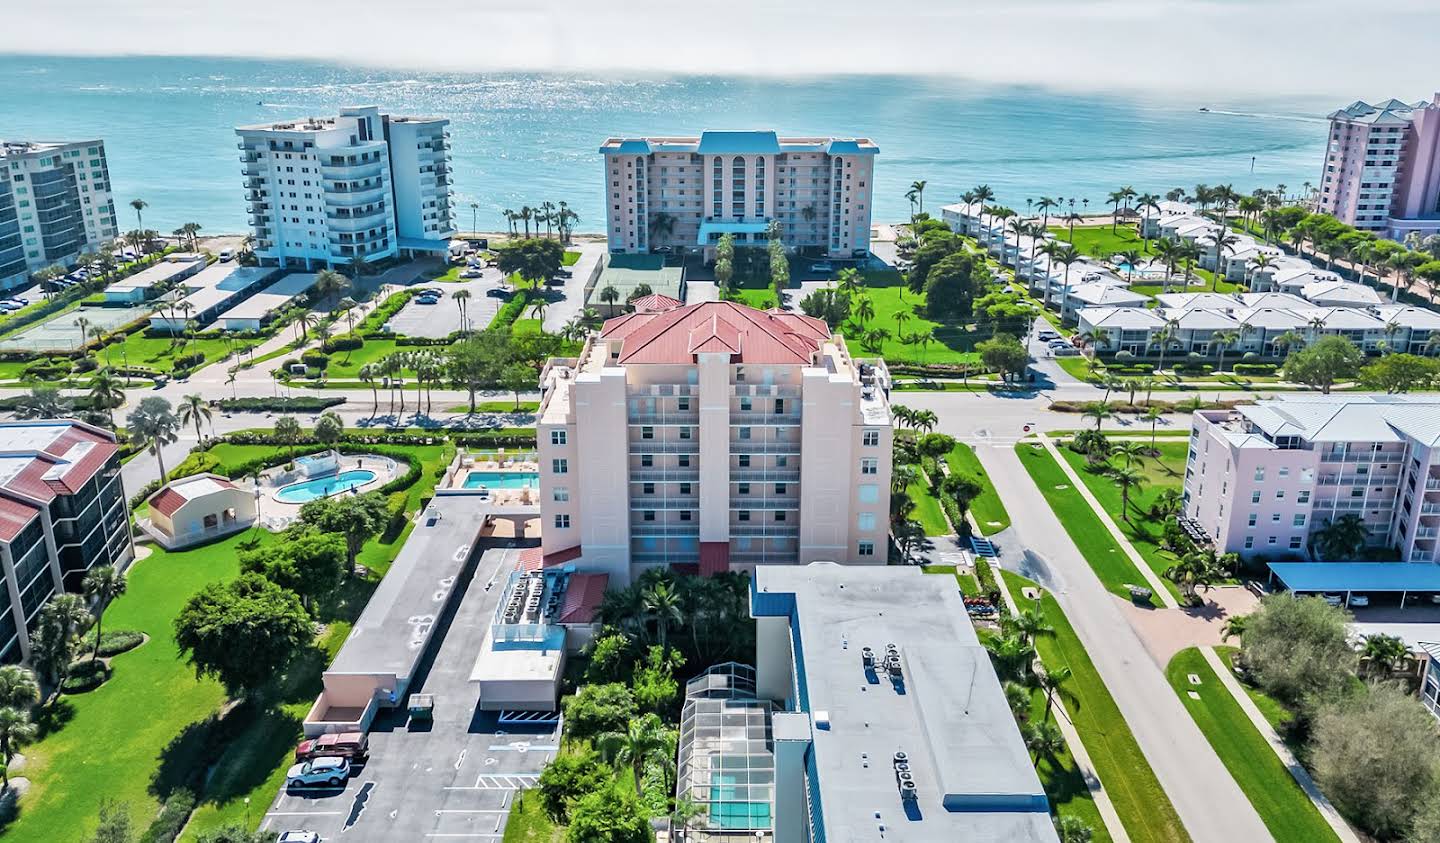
[217,272,319,321]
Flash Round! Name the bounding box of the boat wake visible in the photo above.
[1200,109,1328,124]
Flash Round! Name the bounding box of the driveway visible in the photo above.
[260,545,559,841]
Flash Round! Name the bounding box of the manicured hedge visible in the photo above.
[139,789,196,843]
[216,396,346,412]
[80,629,145,657]
[61,658,112,693]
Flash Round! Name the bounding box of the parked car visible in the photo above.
[486,288,508,298]
[219,249,235,262]
[295,731,369,763]
[0,302,22,313]
[416,295,440,305]
[460,269,482,278]
[1051,346,1080,356]
[277,833,321,843]
[285,756,350,789]
[1320,593,1344,607]
[810,262,834,273]
[1348,595,1370,608]
[1037,331,1060,342]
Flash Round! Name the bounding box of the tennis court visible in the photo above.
[0,303,155,351]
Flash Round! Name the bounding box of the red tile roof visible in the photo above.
[150,487,187,518]
[630,293,684,313]
[601,301,830,365]
[0,423,117,503]
[516,544,584,573]
[0,495,40,542]
[557,572,609,624]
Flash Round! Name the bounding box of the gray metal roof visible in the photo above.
[753,564,1057,843]
[1238,395,1440,446]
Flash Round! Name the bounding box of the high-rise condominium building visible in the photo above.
[0,420,132,662]
[0,140,119,291]
[536,300,892,586]
[599,131,878,259]
[1184,395,1440,562]
[1318,95,1440,241]
[236,106,455,269]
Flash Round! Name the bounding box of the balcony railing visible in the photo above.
[630,470,700,483]
[730,498,800,510]
[729,551,799,564]
[731,412,801,426]
[630,497,699,510]
[729,440,801,455]
[629,413,699,426]
[729,470,800,483]
[730,524,800,537]
[631,524,701,537]
[629,440,700,454]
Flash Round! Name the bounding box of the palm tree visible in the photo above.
[129,198,148,232]
[909,180,928,216]
[1361,633,1410,680]
[912,409,938,433]
[0,707,36,790]
[1024,720,1066,764]
[1312,514,1368,560]
[1212,329,1241,372]
[599,285,620,311]
[1063,211,1084,243]
[852,294,875,327]
[1203,229,1241,290]
[1113,440,1148,467]
[177,393,212,444]
[453,289,472,333]
[127,397,179,485]
[313,268,350,307]
[643,582,683,650]
[598,713,670,798]
[1220,614,1248,642]
[87,368,126,424]
[1135,193,1161,241]
[0,666,38,713]
[359,363,379,417]
[1035,196,1057,229]
[1081,401,1112,432]
[971,185,995,232]
[1165,549,1221,605]
[81,565,126,661]
[1007,607,1052,646]
[1037,665,1073,721]
[518,206,533,238]
[1117,249,1141,283]
[75,315,93,351]
[1107,189,1127,233]
[1144,405,1165,448]
[1107,465,1146,521]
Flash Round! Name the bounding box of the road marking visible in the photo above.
[265,811,344,816]
[454,749,467,770]
[424,835,503,839]
[435,809,509,814]
[486,744,557,752]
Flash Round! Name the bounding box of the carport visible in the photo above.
[1268,562,1440,608]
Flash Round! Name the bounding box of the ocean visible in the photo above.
[0,55,1336,236]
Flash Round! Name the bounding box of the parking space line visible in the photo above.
[435,809,508,814]
[265,811,344,816]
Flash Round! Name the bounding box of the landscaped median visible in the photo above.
[1166,648,1341,843]
[1002,570,1190,843]
[1014,442,1166,604]
[945,442,1010,534]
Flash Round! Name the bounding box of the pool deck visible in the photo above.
[252,453,401,529]
[436,450,541,502]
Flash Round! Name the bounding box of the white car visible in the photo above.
[285,756,350,788]
[278,833,321,843]
[1347,595,1370,608]
[219,249,235,262]
[1320,593,1344,607]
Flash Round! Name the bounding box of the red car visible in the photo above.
[294,731,369,763]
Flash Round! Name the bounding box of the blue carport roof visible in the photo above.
[1269,562,1440,593]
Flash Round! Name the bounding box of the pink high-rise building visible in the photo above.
[1318,94,1440,241]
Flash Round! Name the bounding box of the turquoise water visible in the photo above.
[463,470,538,490]
[276,469,377,503]
[0,56,1332,235]
[708,775,773,830]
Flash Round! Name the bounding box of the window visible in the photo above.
[858,484,879,503]
[1244,536,1255,549]
[680,483,692,495]
[775,483,787,495]
[678,397,690,411]
[738,483,751,495]
[680,427,692,440]
[643,483,655,495]
[740,396,752,411]
[679,455,691,467]
[1289,536,1304,550]
[738,455,751,468]
[860,458,878,475]
[552,459,568,474]
[775,511,787,522]
[641,426,654,440]
[738,427,752,440]
[643,511,656,521]
[680,510,692,521]
[738,510,751,522]
[1279,467,1290,478]
[1248,514,1257,527]
[550,430,567,446]
[554,514,570,528]
[1298,490,1311,504]
[858,512,876,530]
[776,456,789,467]
[858,541,875,557]
[641,454,654,467]
[553,487,570,502]
[1254,467,1265,481]
[1251,491,1262,504]
[863,429,880,447]
[1268,536,1278,545]
[1272,513,1281,523]
[1276,490,1285,499]
[1293,514,1308,527]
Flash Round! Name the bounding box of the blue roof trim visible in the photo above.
[824,139,878,155]
[1269,561,1440,593]
[697,131,781,155]
[600,139,653,155]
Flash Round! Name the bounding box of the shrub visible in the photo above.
[537,749,610,823]
[138,788,196,843]
[1233,362,1277,376]
[561,682,637,741]
[216,396,345,413]
[61,658,112,693]
[324,335,364,353]
[301,350,330,369]
[80,628,145,657]
[23,358,70,381]
[72,356,98,373]
[383,491,409,540]
[172,351,205,371]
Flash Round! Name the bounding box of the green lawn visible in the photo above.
[921,565,982,598]
[853,272,982,365]
[1014,443,1159,604]
[1004,571,1190,843]
[1215,646,1296,734]
[1166,648,1339,843]
[1056,442,1198,597]
[502,789,563,843]
[100,332,258,377]
[907,478,951,536]
[561,250,581,267]
[945,443,1011,534]
[444,402,540,414]
[1048,224,1237,294]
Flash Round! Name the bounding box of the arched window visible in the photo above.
[754,157,765,217]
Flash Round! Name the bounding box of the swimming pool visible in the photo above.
[275,469,377,504]
[463,470,539,490]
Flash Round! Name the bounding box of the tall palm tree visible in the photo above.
[1037,665,1073,721]
[81,565,126,661]
[1024,721,1066,765]
[1081,400,1112,432]
[177,393,212,443]
[1212,329,1241,372]
[127,396,179,485]
[1107,189,1127,233]
[0,707,36,790]
[642,582,683,650]
[129,198,148,232]
[971,184,995,233]
[359,363,379,416]
[0,666,38,712]
[453,289,472,333]
[1361,633,1410,680]
[1165,550,1220,605]
[1135,193,1161,242]
[88,368,126,424]
[313,268,350,306]
[1107,464,1146,521]
[909,180,928,216]
[1035,196,1057,229]
[1063,212,1084,243]
[598,713,670,798]
[1203,229,1241,290]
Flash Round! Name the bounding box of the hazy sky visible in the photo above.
[5,0,1439,97]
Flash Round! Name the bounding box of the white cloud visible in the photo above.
[3,0,1439,96]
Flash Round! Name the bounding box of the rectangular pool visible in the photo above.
[463,470,539,490]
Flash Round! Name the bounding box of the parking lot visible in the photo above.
[386,270,506,338]
[261,545,560,841]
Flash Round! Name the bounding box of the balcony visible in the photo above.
[1427,479,1440,491]
[629,440,700,455]
[326,185,387,206]
[731,412,801,426]
[730,524,799,537]
[1421,503,1440,515]
[729,470,800,483]
[321,161,384,181]
[631,524,701,537]
[729,440,800,455]
[630,497,699,510]
[630,470,700,483]
[729,551,798,564]
[1419,528,1440,540]
[629,413,699,426]
[730,498,799,510]
[732,384,801,398]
